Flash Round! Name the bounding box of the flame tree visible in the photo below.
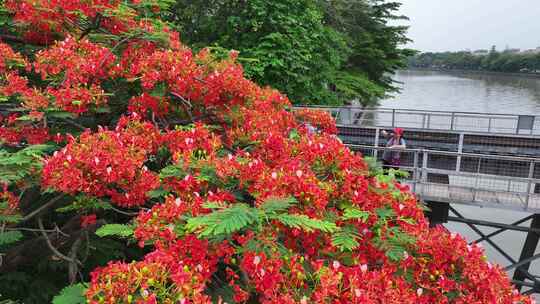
[0,1,532,303]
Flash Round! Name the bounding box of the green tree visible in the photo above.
[318,0,415,97]
[409,48,540,74]
[164,0,414,106]
[166,0,349,105]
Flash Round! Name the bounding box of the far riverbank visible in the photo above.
[407,67,540,79]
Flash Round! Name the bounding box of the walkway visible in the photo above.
[295,106,540,212]
[350,145,540,213]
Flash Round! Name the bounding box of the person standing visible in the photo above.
[381,128,406,171]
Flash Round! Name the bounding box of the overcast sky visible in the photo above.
[398,0,540,52]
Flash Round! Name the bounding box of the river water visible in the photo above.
[381,70,540,114]
[380,70,540,280]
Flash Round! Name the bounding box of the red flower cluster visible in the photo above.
[32,36,114,114]
[87,235,231,304]
[0,42,25,73]
[42,117,160,207]
[0,185,20,216]
[294,108,338,135]
[0,114,50,146]
[1,1,533,303]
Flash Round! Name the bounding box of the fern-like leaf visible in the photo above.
[52,283,87,304]
[342,207,370,222]
[0,145,53,184]
[0,214,22,224]
[331,226,361,251]
[0,231,23,246]
[159,164,186,178]
[186,204,259,237]
[95,224,134,238]
[275,214,338,233]
[56,195,112,213]
[260,196,296,213]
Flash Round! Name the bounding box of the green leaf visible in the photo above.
[46,110,76,119]
[275,214,338,233]
[374,227,416,262]
[399,217,416,225]
[95,224,134,238]
[150,82,168,97]
[186,204,259,237]
[331,226,361,251]
[159,164,185,179]
[146,187,170,199]
[202,202,225,209]
[52,283,87,304]
[0,214,22,224]
[93,106,111,113]
[376,207,395,221]
[342,207,370,222]
[195,164,218,183]
[0,231,23,246]
[386,245,407,262]
[15,115,40,121]
[288,128,300,141]
[56,195,112,212]
[0,145,54,184]
[260,196,296,214]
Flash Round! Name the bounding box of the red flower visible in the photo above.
[81,214,97,228]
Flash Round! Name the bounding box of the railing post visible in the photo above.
[421,150,428,182]
[333,109,340,124]
[413,150,419,192]
[473,157,482,203]
[456,133,464,172]
[391,109,396,128]
[450,112,455,131]
[487,117,492,133]
[418,150,428,197]
[426,114,431,129]
[526,160,535,210]
[374,128,380,159]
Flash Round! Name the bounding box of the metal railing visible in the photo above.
[296,106,540,135]
[348,145,540,212]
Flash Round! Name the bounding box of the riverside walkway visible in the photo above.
[296,105,540,212]
[297,106,540,294]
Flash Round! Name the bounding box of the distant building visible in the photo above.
[472,49,489,56]
[503,48,521,54]
[520,47,540,54]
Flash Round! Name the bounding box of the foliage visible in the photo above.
[0,231,22,246]
[410,48,540,73]
[95,224,134,238]
[318,0,416,101]
[0,144,53,184]
[51,284,87,304]
[164,0,413,106]
[0,1,532,304]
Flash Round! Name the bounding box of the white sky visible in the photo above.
[398,0,540,52]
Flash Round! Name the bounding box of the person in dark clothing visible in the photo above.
[381,128,406,171]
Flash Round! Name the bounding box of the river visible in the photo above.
[381,69,540,113]
[380,70,540,280]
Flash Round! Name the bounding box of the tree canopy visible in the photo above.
[410,49,540,73]
[165,0,413,105]
[0,1,532,303]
